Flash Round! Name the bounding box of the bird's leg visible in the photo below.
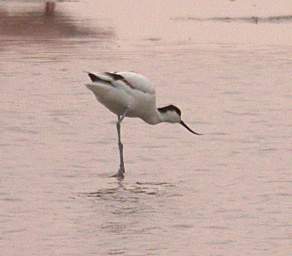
[117,116,125,176]
[113,110,128,178]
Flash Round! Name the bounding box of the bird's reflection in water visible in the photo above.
[84,179,177,229]
[86,180,176,201]
[0,1,114,39]
[45,1,55,16]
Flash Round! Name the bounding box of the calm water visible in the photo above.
[1,1,292,255]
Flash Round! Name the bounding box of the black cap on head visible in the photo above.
[158,105,181,116]
[158,105,202,135]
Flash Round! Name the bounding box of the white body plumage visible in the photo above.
[86,72,160,124]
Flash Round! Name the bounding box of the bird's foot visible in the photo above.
[112,167,125,179]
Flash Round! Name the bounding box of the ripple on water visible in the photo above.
[85,181,177,200]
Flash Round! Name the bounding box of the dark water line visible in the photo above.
[172,15,292,24]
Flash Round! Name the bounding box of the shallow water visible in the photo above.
[0,0,292,255]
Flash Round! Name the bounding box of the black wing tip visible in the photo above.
[87,72,99,82]
[85,71,120,82]
[104,72,124,81]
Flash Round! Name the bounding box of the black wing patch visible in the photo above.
[87,72,112,85]
[88,73,100,82]
[104,72,124,81]
[104,72,134,89]
[87,72,135,89]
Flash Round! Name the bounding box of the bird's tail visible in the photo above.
[84,72,112,83]
[84,72,114,93]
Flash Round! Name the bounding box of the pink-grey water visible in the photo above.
[0,1,292,255]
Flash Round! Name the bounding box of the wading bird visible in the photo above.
[86,71,202,178]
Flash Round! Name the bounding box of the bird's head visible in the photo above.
[157,105,202,135]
